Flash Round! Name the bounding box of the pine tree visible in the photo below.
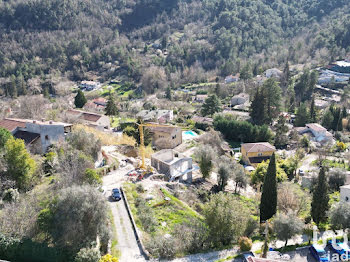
[240,63,253,80]
[311,167,329,225]
[262,78,282,122]
[105,95,118,116]
[260,153,277,222]
[201,94,221,116]
[74,90,87,108]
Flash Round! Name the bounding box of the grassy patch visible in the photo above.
[312,159,349,170]
[123,184,203,233]
[160,188,203,220]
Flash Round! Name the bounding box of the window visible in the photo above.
[258,153,263,156]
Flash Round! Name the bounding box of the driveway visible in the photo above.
[103,163,146,262]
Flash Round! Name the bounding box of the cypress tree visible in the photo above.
[310,96,317,122]
[260,153,277,222]
[311,167,329,225]
[74,90,87,108]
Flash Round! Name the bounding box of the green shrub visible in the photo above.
[75,247,101,262]
[238,236,253,251]
[85,169,102,185]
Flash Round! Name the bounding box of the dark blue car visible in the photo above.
[309,244,329,262]
[111,188,121,201]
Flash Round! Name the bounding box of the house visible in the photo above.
[231,93,249,106]
[66,109,110,130]
[192,94,208,103]
[0,118,72,153]
[146,125,182,149]
[80,81,101,91]
[241,142,276,167]
[84,98,107,112]
[265,68,282,79]
[136,110,173,123]
[151,149,193,182]
[297,123,334,145]
[340,184,350,202]
[225,74,240,83]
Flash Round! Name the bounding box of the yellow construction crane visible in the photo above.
[138,122,173,169]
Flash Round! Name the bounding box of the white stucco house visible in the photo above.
[0,118,72,153]
[297,123,334,145]
[225,74,240,83]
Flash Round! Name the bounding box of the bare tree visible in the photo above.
[0,194,41,239]
[141,66,167,93]
[277,182,310,215]
[17,95,50,119]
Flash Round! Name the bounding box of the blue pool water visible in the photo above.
[184,130,197,137]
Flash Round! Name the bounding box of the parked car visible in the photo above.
[327,240,350,259]
[298,168,305,175]
[111,188,121,201]
[309,244,329,262]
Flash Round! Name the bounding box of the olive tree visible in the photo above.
[38,185,110,254]
[328,168,346,192]
[203,192,248,247]
[194,145,217,179]
[67,129,101,161]
[217,156,234,191]
[273,212,303,246]
[329,202,350,230]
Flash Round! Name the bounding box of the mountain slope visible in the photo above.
[0,0,350,95]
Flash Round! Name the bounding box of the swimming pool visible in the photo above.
[184,130,198,137]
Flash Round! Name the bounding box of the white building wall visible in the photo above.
[340,186,350,202]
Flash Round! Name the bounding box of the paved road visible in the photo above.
[103,162,146,262]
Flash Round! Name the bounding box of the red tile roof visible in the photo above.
[67,109,102,122]
[0,118,27,132]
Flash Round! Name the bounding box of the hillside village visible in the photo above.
[1,56,350,262]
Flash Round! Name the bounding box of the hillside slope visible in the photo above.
[0,0,349,95]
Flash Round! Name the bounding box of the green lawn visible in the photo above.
[123,183,202,233]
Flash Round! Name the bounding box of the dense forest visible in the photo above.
[1,0,350,95]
